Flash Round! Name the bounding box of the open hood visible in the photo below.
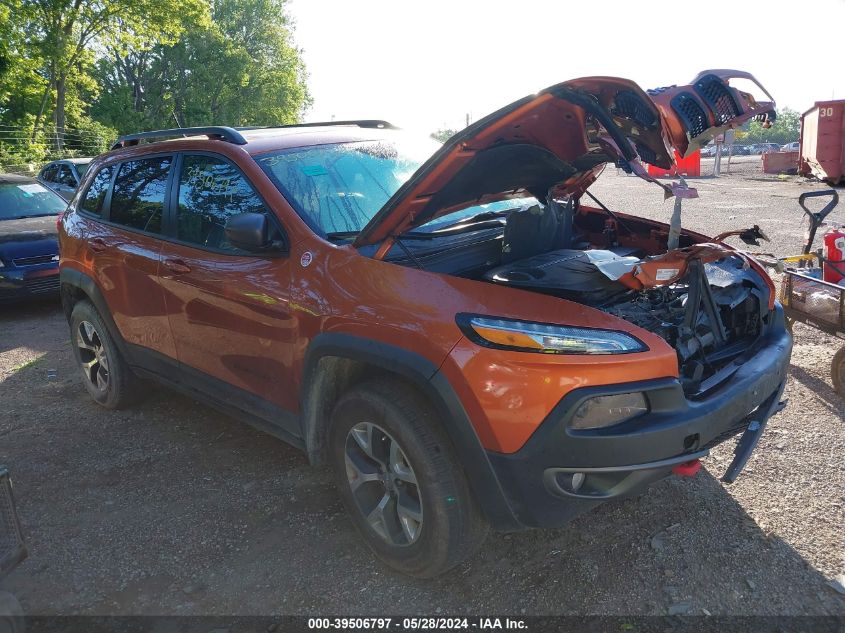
[353,70,775,248]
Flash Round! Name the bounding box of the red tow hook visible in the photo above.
[672,459,702,477]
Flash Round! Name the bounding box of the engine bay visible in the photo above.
[486,201,771,397]
[393,198,773,398]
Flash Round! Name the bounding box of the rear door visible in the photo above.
[77,155,177,361]
[157,152,297,429]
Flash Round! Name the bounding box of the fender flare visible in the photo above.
[59,268,130,357]
[301,333,521,531]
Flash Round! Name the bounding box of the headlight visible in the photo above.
[459,315,647,355]
[571,392,649,429]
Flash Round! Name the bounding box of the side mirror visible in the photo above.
[225,212,275,252]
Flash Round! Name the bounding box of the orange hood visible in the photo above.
[354,70,775,248]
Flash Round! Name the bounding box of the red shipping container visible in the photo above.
[646,150,700,178]
[799,99,845,185]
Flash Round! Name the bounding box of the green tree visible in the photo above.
[430,128,458,143]
[92,0,310,133]
[0,0,50,165]
[19,0,209,148]
[741,107,801,145]
[0,0,13,90]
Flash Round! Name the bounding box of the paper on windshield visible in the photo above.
[17,184,46,195]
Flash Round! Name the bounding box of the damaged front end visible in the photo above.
[356,68,782,392]
[604,253,770,397]
[485,234,776,398]
[344,68,787,478]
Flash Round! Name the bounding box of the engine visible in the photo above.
[485,249,769,396]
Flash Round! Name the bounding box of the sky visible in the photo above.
[288,0,845,134]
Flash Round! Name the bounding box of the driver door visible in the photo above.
[158,152,298,430]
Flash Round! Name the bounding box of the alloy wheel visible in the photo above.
[344,421,423,546]
[76,320,110,394]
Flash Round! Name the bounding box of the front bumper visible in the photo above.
[486,305,793,528]
[0,264,60,303]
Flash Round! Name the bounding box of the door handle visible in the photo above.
[89,238,107,253]
[162,258,192,275]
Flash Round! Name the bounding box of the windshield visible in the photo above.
[0,181,67,219]
[257,137,440,234]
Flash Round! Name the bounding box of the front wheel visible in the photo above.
[328,379,488,577]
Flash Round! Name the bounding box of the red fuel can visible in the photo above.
[823,227,845,284]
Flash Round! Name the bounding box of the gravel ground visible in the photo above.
[1,162,844,616]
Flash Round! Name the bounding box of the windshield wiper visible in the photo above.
[326,230,434,241]
[325,231,359,240]
[2,213,59,220]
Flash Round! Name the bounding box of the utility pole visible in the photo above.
[714,143,722,177]
[713,132,724,177]
[724,129,736,175]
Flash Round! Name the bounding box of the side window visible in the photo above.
[176,154,275,252]
[80,166,113,216]
[41,165,58,183]
[110,157,172,234]
[57,165,77,186]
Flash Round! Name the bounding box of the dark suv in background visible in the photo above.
[38,158,92,201]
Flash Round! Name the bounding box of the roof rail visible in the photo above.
[110,126,248,151]
[294,120,399,129]
[236,120,399,131]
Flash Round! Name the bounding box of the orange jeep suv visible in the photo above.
[59,70,791,577]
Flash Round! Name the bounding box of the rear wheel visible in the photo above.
[832,347,845,399]
[69,300,146,409]
[328,379,488,577]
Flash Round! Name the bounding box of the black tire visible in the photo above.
[832,347,845,399]
[328,378,488,577]
[69,300,147,409]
